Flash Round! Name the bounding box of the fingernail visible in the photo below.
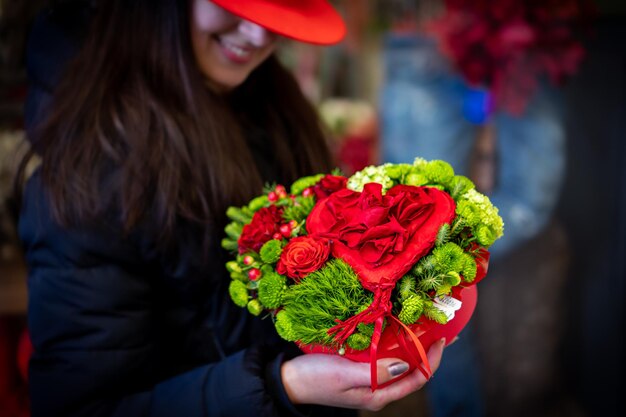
[388,362,409,377]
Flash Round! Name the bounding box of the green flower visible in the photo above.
[460,253,477,282]
[398,294,424,325]
[384,163,413,181]
[257,271,287,309]
[431,242,466,273]
[347,165,394,193]
[275,310,297,341]
[259,240,283,264]
[347,332,371,351]
[247,299,263,316]
[229,280,249,308]
[423,160,455,185]
[456,189,504,247]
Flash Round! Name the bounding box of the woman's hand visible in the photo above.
[281,338,446,411]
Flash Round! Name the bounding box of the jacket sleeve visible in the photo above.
[19,173,309,417]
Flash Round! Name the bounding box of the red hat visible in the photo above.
[209,0,346,45]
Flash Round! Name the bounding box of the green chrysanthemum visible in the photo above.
[275,310,297,341]
[384,163,413,181]
[431,242,466,272]
[259,240,283,264]
[423,160,455,185]
[229,280,249,308]
[456,189,504,247]
[257,271,287,309]
[347,332,372,351]
[460,253,478,282]
[398,293,424,325]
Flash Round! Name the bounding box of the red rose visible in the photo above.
[276,236,331,280]
[238,205,284,253]
[313,175,348,200]
[306,183,455,290]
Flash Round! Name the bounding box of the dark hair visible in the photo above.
[19,0,332,249]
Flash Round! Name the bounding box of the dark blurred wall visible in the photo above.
[558,11,626,417]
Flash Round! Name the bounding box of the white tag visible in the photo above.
[434,295,462,311]
[433,296,463,321]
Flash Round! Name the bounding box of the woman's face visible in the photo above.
[190,0,279,90]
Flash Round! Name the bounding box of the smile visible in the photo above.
[216,37,254,63]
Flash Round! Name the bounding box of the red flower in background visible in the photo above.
[426,0,593,114]
[238,205,284,253]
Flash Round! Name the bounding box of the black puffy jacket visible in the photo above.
[20,4,354,417]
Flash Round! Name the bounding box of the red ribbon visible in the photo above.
[328,283,432,391]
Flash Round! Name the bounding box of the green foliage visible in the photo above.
[225,261,242,274]
[424,302,449,324]
[248,195,270,211]
[226,206,252,224]
[436,223,451,246]
[448,175,475,200]
[221,238,238,252]
[290,174,324,195]
[224,222,243,240]
[230,271,249,283]
[416,271,444,292]
[282,196,316,224]
[277,259,372,346]
[398,275,416,300]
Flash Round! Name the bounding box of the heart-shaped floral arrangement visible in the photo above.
[222,158,503,390]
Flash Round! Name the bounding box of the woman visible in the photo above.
[17,1,445,416]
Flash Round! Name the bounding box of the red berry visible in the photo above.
[243,255,254,266]
[272,232,283,240]
[289,220,298,229]
[268,191,278,202]
[275,185,287,199]
[302,188,313,198]
[279,224,292,238]
[248,268,262,281]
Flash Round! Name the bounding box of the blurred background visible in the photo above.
[1,1,624,416]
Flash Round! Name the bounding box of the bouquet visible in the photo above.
[222,158,503,390]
